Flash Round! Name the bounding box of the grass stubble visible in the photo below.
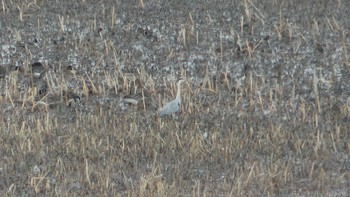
[0,0,349,196]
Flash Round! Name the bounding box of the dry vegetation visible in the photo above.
[0,0,349,196]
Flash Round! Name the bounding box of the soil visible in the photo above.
[0,0,349,196]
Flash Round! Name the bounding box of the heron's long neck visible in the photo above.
[176,82,182,101]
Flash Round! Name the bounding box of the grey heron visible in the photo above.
[158,78,187,117]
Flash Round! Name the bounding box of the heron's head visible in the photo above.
[177,77,188,85]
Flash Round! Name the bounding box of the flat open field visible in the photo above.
[0,0,349,196]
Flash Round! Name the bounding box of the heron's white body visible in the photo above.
[159,79,186,117]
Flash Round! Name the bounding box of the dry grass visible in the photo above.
[0,0,349,196]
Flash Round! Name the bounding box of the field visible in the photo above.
[0,0,349,196]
